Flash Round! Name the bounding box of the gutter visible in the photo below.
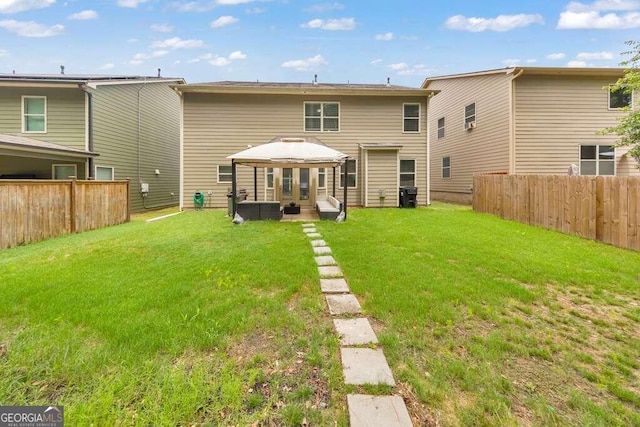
[78,84,95,178]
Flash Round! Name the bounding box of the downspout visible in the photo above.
[136,79,148,186]
[425,93,433,206]
[78,84,94,179]
[508,69,524,174]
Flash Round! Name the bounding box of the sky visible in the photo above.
[0,0,639,86]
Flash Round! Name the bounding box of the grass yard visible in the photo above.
[0,203,638,426]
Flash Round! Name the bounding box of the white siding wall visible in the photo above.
[182,93,428,208]
[428,73,512,196]
[514,75,639,176]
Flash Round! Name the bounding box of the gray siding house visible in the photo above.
[173,81,438,211]
[0,73,184,212]
[423,67,639,204]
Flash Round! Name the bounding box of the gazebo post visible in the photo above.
[253,167,258,201]
[343,160,348,220]
[332,167,336,197]
[231,160,237,216]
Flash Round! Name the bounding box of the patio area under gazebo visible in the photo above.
[227,136,349,222]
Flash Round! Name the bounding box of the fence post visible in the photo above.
[595,176,604,241]
[126,179,131,222]
[70,178,77,233]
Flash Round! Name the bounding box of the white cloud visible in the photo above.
[188,53,213,63]
[387,62,432,76]
[525,58,537,64]
[558,1,640,28]
[151,37,205,49]
[502,58,521,66]
[0,49,7,57]
[576,51,615,59]
[445,13,544,32]
[388,62,408,71]
[229,50,246,59]
[130,50,169,64]
[303,2,345,13]
[0,20,64,37]
[188,51,246,66]
[211,15,238,28]
[68,10,98,20]
[281,54,327,71]
[375,32,393,41]
[0,0,54,13]
[547,52,566,60]
[370,58,383,65]
[217,0,256,4]
[246,7,265,13]
[302,17,356,30]
[151,23,174,32]
[566,0,640,12]
[117,0,150,7]
[567,60,591,67]
[100,63,115,70]
[210,57,230,66]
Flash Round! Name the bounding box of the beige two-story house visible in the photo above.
[175,81,438,210]
[423,67,639,204]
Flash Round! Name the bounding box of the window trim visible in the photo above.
[95,166,115,181]
[265,167,274,189]
[403,103,421,133]
[22,95,47,133]
[399,159,416,187]
[437,116,445,139]
[52,164,77,180]
[303,101,340,132]
[442,156,451,179]
[579,144,615,176]
[464,102,476,130]
[608,85,633,110]
[317,167,326,189]
[217,164,233,184]
[339,159,357,189]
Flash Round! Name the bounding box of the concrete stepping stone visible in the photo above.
[310,239,327,247]
[313,246,332,255]
[315,255,337,266]
[326,294,361,315]
[347,395,412,427]
[334,318,378,346]
[340,348,395,386]
[320,278,349,293]
[302,223,315,228]
[318,266,343,278]
[303,228,317,234]
[307,233,322,239]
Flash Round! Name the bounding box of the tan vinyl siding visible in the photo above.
[514,75,639,176]
[182,93,428,208]
[428,73,512,195]
[0,87,85,149]
[93,82,181,212]
[364,150,398,207]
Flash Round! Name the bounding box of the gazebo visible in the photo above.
[227,136,349,220]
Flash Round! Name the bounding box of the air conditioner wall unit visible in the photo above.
[466,121,476,130]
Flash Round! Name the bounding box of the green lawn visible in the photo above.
[1,204,638,426]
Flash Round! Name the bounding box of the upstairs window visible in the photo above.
[580,145,615,175]
[23,96,46,133]
[437,117,445,139]
[340,159,357,188]
[464,102,476,130]
[609,86,632,109]
[400,159,416,187]
[403,103,420,132]
[304,102,339,132]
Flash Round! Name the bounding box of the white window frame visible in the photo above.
[22,96,47,133]
[317,167,326,189]
[339,159,357,189]
[579,145,615,176]
[464,102,476,130]
[52,164,77,180]
[437,117,445,139]
[265,167,274,189]
[95,166,115,181]
[217,165,232,183]
[304,102,340,132]
[399,159,416,187]
[403,103,421,133]
[608,85,633,110]
[442,156,451,179]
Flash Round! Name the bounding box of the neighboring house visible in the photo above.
[174,81,438,210]
[0,72,184,212]
[422,67,640,204]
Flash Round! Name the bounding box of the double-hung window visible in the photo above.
[340,159,357,188]
[399,160,416,187]
[304,102,339,132]
[442,157,451,178]
[265,168,274,189]
[464,103,476,130]
[609,86,632,109]
[218,165,232,183]
[580,145,615,175]
[437,117,445,139]
[318,168,326,189]
[23,96,47,133]
[403,103,420,133]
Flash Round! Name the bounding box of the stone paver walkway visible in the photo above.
[302,223,413,426]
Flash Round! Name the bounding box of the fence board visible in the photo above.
[473,174,640,251]
[0,180,129,249]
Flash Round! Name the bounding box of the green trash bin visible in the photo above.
[193,191,205,210]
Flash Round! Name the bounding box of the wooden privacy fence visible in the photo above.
[0,179,130,250]
[473,175,640,251]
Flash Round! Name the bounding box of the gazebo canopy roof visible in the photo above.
[227,136,348,168]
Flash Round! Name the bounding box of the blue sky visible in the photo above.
[0,0,639,86]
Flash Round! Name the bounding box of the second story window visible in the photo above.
[23,96,46,133]
[304,102,339,132]
[437,117,445,139]
[609,86,632,109]
[464,102,476,130]
[403,103,420,132]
